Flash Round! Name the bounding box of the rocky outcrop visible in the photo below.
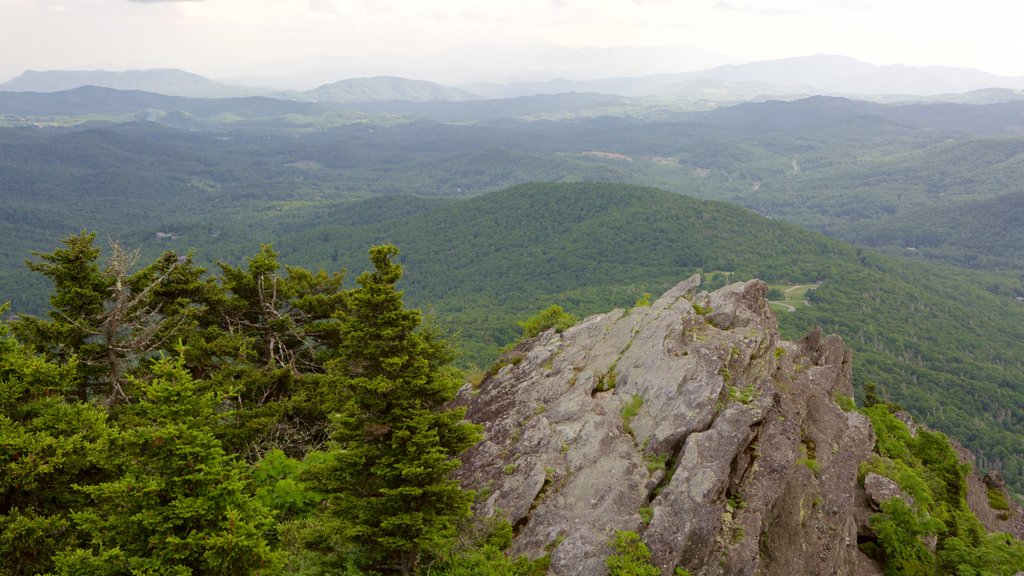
[954,440,1024,540]
[452,278,1016,575]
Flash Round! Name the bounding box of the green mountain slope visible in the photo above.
[225,183,1023,493]
[839,190,1024,269]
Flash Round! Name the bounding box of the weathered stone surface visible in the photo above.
[863,473,909,510]
[452,277,1016,575]
[951,438,1024,539]
[984,470,1006,490]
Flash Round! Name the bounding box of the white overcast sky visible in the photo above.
[2,0,1023,83]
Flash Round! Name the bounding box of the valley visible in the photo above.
[2,68,1024,573]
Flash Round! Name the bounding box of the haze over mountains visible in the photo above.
[4,44,1024,495]
[4,54,1024,105]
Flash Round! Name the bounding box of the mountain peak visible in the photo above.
[0,68,259,98]
[455,277,1023,574]
[304,75,478,103]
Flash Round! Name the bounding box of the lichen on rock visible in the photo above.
[452,277,1019,575]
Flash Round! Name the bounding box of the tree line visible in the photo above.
[0,232,518,576]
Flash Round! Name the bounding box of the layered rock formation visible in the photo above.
[453,278,1020,575]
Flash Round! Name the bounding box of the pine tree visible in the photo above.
[305,245,481,575]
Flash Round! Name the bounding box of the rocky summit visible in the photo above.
[454,277,1022,575]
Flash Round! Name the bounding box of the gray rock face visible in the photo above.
[863,473,910,510]
[454,278,879,575]
[952,439,1024,539]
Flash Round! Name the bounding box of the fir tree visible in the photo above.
[0,304,110,576]
[305,245,481,575]
[54,355,282,575]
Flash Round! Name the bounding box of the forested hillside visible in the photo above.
[4,95,1024,283]
[840,190,1024,269]
[241,183,1024,491]
[3,230,1023,575]
[4,94,1024,496]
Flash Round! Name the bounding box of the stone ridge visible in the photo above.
[452,277,1018,575]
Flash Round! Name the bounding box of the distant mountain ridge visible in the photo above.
[299,76,478,103]
[462,54,1024,100]
[0,68,262,99]
[6,55,1024,104]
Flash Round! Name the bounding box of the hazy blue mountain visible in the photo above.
[460,54,1024,101]
[340,91,641,121]
[695,54,875,88]
[0,68,263,98]
[0,85,325,119]
[301,76,479,103]
[829,64,1024,96]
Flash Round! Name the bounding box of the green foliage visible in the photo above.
[639,507,653,524]
[938,530,1024,576]
[517,305,577,340]
[987,487,1011,512]
[796,455,821,477]
[633,293,652,308]
[595,365,618,392]
[870,498,942,576]
[834,392,857,412]
[727,383,755,405]
[605,531,661,576]
[12,231,110,400]
[0,307,111,576]
[861,405,1024,575]
[2,239,493,575]
[433,518,548,576]
[691,303,713,316]
[302,245,482,575]
[621,395,643,435]
[55,355,281,575]
[251,449,326,523]
[435,545,549,576]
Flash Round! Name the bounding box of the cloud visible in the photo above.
[126,0,205,3]
[712,1,808,16]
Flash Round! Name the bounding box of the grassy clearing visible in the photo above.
[767,283,819,313]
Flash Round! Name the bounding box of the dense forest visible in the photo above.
[3,232,1024,575]
[0,237,501,575]
[4,89,1024,572]
[4,176,1024,494]
[251,183,1024,493]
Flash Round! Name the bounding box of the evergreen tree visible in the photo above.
[305,245,481,575]
[206,245,348,460]
[12,232,109,400]
[54,355,282,575]
[0,304,110,576]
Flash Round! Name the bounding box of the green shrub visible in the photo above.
[595,365,618,392]
[605,531,660,576]
[987,487,1011,511]
[692,302,713,316]
[639,507,653,524]
[833,392,856,412]
[621,395,644,434]
[517,305,577,339]
[728,383,755,404]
